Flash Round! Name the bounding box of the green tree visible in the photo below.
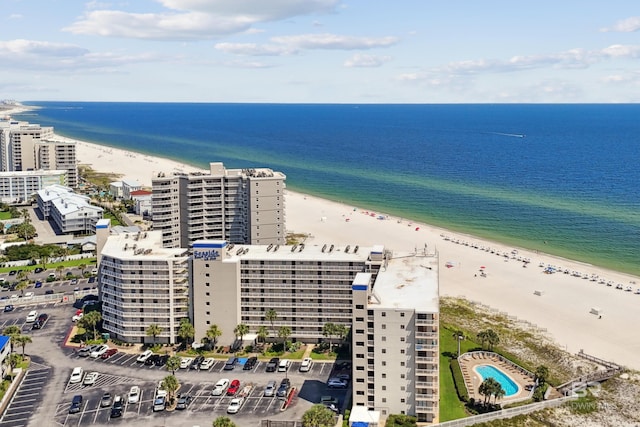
[535,365,550,386]
[78,311,102,340]
[205,324,222,347]
[9,223,36,240]
[302,404,336,427]
[55,265,64,280]
[7,353,22,379]
[335,324,348,347]
[212,417,237,427]
[3,325,21,352]
[15,280,28,297]
[265,308,277,339]
[178,318,195,345]
[486,329,500,351]
[256,325,269,344]
[476,330,489,350]
[278,325,291,349]
[166,355,181,376]
[161,374,180,403]
[322,322,337,350]
[233,323,249,346]
[146,324,162,345]
[14,334,32,358]
[40,254,49,270]
[478,377,503,405]
[21,208,30,223]
[78,263,87,276]
[385,414,418,427]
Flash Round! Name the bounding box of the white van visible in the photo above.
[278,359,291,372]
[26,310,38,322]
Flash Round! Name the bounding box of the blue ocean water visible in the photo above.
[15,102,640,276]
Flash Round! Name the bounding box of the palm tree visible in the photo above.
[3,325,21,352]
[178,318,195,345]
[15,280,28,297]
[265,308,277,339]
[7,353,22,379]
[256,326,269,344]
[14,334,32,358]
[452,330,465,358]
[476,330,489,350]
[212,417,237,427]
[40,254,49,270]
[79,311,102,340]
[166,355,181,376]
[486,329,500,351]
[206,324,222,347]
[146,324,162,345]
[21,208,30,223]
[55,265,64,280]
[478,378,493,405]
[322,322,337,350]
[302,404,336,427]
[535,365,549,386]
[335,324,348,349]
[78,263,87,277]
[161,375,180,404]
[233,323,249,348]
[278,325,291,350]
[492,382,506,404]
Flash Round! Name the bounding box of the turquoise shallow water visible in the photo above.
[16,102,640,276]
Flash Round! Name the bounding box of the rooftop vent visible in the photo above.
[345,245,350,253]
[291,244,298,252]
[322,244,327,253]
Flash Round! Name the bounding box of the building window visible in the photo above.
[206,302,210,306]
[205,263,209,267]
[356,354,364,359]
[382,398,386,403]
[400,362,405,367]
[206,282,210,286]
[382,373,386,378]
[356,391,364,395]
[356,317,364,322]
[381,324,386,329]
[355,304,364,309]
[356,342,364,347]
[400,349,405,354]
[401,399,405,403]
[400,324,405,329]
[400,312,405,317]
[400,337,405,342]
[382,361,386,366]
[381,336,386,342]
[401,386,405,391]
[206,311,210,315]
[400,374,405,379]
[381,349,386,354]
[206,292,210,296]
[356,378,364,383]
[382,386,386,391]
[205,273,210,277]
[356,329,364,334]
[382,312,386,317]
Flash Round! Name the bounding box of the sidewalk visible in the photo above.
[302,344,315,359]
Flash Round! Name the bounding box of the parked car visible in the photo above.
[90,344,110,358]
[175,394,192,410]
[320,395,339,408]
[100,392,113,408]
[190,355,205,370]
[3,305,14,312]
[227,397,244,414]
[34,267,44,274]
[88,276,96,283]
[45,289,54,295]
[155,354,169,367]
[299,357,313,372]
[327,377,348,388]
[243,356,258,370]
[83,371,99,386]
[153,395,166,412]
[278,359,291,372]
[77,344,99,358]
[136,349,154,363]
[25,310,38,322]
[101,348,118,359]
[23,292,34,299]
[180,357,194,369]
[227,379,241,396]
[32,314,49,330]
[265,357,279,372]
[128,386,141,404]
[34,281,42,288]
[264,380,277,397]
[69,367,84,384]
[212,378,230,396]
[69,395,83,414]
[200,357,215,370]
[110,395,123,418]
[145,354,160,366]
[224,356,237,370]
[276,378,291,398]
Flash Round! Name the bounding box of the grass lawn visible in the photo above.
[0,258,97,275]
[0,211,12,220]
[103,212,122,227]
[439,324,481,422]
[309,351,337,360]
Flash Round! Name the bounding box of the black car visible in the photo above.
[243,356,258,370]
[32,313,49,330]
[8,270,17,276]
[145,354,160,366]
[155,354,169,367]
[175,394,192,410]
[266,357,280,372]
[3,305,14,312]
[69,395,83,414]
[45,290,54,295]
[88,276,96,283]
[190,356,204,370]
[34,267,44,274]
[276,378,291,398]
[110,396,123,418]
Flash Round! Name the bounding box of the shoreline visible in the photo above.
[4,105,640,370]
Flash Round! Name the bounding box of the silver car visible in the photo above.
[264,380,277,397]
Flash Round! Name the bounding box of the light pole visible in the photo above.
[457,334,464,358]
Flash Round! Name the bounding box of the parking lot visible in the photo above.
[0,302,349,427]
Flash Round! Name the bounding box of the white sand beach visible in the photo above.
[6,105,640,371]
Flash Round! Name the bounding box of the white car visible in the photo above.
[180,357,194,369]
[136,349,154,363]
[227,397,244,414]
[23,292,34,299]
[212,379,230,396]
[90,344,109,358]
[69,367,84,384]
[299,357,313,372]
[83,371,99,386]
[72,313,83,322]
[200,357,215,370]
[278,359,291,372]
[128,386,141,404]
[26,310,38,323]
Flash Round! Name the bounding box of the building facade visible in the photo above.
[96,220,190,344]
[36,185,103,234]
[191,240,384,346]
[0,170,67,204]
[152,162,286,248]
[351,251,440,424]
[34,140,78,188]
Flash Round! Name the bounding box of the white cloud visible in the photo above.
[8,13,22,20]
[344,53,391,68]
[215,42,294,56]
[0,39,88,57]
[601,16,640,32]
[63,0,340,40]
[271,33,399,50]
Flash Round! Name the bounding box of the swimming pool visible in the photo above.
[475,365,519,396]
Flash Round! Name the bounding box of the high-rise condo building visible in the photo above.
[151,162,286,248]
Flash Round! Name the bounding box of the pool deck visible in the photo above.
[458,351,536,403]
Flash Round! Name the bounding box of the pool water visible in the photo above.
[475,365,518,396]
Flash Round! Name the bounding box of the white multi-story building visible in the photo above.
[34,140,78,188]
[0,170,67,204]
[152,162,286,248]
[351,251,439,424]
[36,185,103,234]
[96,220,190,344]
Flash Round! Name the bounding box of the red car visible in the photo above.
[101,348,118,359]
[226,379,240,396]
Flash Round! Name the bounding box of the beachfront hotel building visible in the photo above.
[0,170,67,204]
[96,219,190,344]
[351,255,440,424]
[151,162,286,248]
[36,184,103,235]
[34,140,78,188]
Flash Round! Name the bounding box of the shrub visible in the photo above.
[450,358,469,402]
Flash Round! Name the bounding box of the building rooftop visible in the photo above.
[102,230,188,260]
[370,249,439,312]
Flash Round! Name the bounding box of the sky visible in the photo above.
[1,0,639,103]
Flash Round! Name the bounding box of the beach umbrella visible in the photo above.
[415,227,420,231]
[480,266,486,269]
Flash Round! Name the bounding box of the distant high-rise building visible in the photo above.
[152,162,286,247]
